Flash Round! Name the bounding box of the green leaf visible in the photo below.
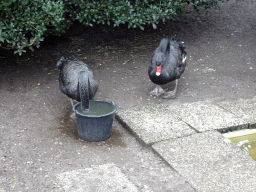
[11,178,17,183]
[152,23,157,29]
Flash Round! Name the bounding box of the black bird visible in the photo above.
[148,37,187,98]
[57,56,99,108]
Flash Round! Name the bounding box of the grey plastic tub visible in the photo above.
[73,100,117,142]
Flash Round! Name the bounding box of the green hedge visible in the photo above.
[0,0,225,55]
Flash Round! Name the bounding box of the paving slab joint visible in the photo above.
[214,101,256,129]
[115,114,149,146]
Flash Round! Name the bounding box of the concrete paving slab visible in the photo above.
[216,97,256,128]
[152,131,256,192]
[167,101,248,132]
[116,104,196,145]
[56,163,138,192]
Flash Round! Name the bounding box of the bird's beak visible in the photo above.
[156,64,161,76]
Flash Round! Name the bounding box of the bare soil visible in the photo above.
[0,0,255,191]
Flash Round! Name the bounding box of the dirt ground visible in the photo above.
[0,0,255,191]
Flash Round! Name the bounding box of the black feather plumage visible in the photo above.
[57,56,98,102]
[148,37,187,85]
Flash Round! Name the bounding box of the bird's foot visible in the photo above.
[70,112,76,120]
[162,90,176,99]
[149,86,165,97]
[162,79,178,99]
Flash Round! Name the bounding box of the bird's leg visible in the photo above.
[70,98,74,106]
[162,79,178,99]
[69,99,76,120]
[149,85,165,96]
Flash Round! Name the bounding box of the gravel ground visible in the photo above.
[0,0,255,191]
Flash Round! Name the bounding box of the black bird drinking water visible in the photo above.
[57,56,99,110]
[57,56,116,142]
